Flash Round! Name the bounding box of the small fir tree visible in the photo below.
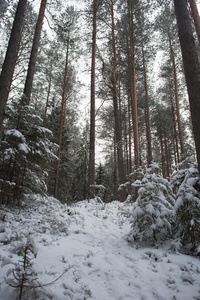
[171,161,200,253]
[128,163,175,244]
[0,100,57,206]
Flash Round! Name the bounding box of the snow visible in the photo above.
[5,129,24,139]
[0,197,200,300]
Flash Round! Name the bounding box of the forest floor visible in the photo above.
[0,196,200,300]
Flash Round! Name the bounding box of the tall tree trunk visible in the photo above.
[128,0,140,169]
[168,33,185,157]
[174,0,200,174]
[88,0,97,199]
[0,0,27,129]
[111,0,126,202]
[44,60,53,118]
[124,107,129,175]
[159,122,166,178]
[23,0,47,105]
[164,127,170,177]
[126,36,132,174]
[142,43,152,166]
[169,83,180,164]
[128,96,132,174]
[54,42,69,199]
[188,0,200,44]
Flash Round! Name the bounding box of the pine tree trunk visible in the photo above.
[142,43,152,166]
[168,34,185,158]
[128,0,140,169]
[88,0,97,199]
[111,0,126,202]
[126,36,132,174]
[159,119,166,178]
[174,0,200,175]
[23,0,47,105]
[188,0,200,44]
[0,0,27,129]
[128,97,132,174]
[169,83,180,164]
[44,60,53,118]
[164,127,170,177]
[54,42,69,199]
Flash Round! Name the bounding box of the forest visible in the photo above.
[0,0,200,299]
[0,0,200,287]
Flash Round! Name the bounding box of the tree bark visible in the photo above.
[54,41,69,199]
[88,0,97,199]
[159,121,166,178]
[23,0,47,105]
[0,0,27,129]
[128,0,140,169]
[188,0,200,44]
[142,43,152,166]
[174,0,200,174]
[168,33,185,158]
[128,96,132,174]
[169,83,180,164]
[44,60,53,118]
[111,0,126,202]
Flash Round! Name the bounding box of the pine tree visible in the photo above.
[0,101,57,206]
[171,159,200,253]
[128,163,175,244]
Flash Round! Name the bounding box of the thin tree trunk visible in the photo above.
[113,135,118,200]
[124,108,129,175]
[174,0,200,174]
[111,0,126,202]
[159,123,166,178]
[169,82,180,164]
[188,0,200,44]
[54,42,69,199]
[88,0,97,199]
[128,96,132,174]
[164,127,170,177]
[23,0,47,105]
[142,43,152,166]
[44,60,53,118]
[126,36,132,174]
[128,0,140,169]
[0,0,27,129]
[168,33,185,157]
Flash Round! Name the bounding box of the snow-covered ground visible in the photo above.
[0,196,200,300]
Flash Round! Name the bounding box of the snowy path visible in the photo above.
[1,198,200,300]
[34,201,200,300]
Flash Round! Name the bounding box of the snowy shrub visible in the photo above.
[128,163,175,244]
[170,158,195,194]
[172,163,200,253]
[122,167,145,203]
[3,237,39,300]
